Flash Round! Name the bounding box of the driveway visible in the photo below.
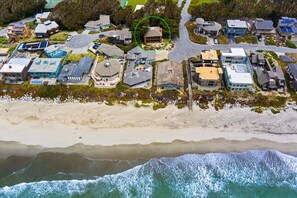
[168,0,297,62]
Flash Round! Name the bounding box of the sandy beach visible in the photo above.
[0,101,297,158]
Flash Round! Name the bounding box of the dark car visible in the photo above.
[93,43,101,49]
[99,34,105,38]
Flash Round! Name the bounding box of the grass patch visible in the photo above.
[152,102,166,110]
[126,0,147,8]
[116,42,137,53]
[235,35,258,44]
[0,37,9,44]
[66,52,96,63]
[185,21,207,44]
[216,35,228,44]
[49,31,70,41]
[286,40,297,49]
[190,0,218,6]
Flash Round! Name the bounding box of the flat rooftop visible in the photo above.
[227,20,248,28]
[201,50,218,61]
[222,48,246,57]
[196,67,223,80]
[28,58,62,73]
[0,58,31,73]
[224,63,253,84]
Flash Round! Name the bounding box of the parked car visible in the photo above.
[258,37,262,42]
[66,35,73,42]
[213,38,218,44]
[99,34,105,38]
[92,43,101,49]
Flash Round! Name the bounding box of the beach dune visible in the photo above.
[0,102,297,158]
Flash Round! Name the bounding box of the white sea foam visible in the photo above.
[0,150,297,197]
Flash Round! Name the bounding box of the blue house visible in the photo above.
[44,45,67,58]
[225,20,248,37]
[277,17,297,39]
[28,58,63,78]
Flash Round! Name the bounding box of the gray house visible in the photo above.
[252,19,276,37]
[108,28,132,45]
[123,47,155,88]
[251,52,286,92]
[288,63,297,91]
[58,56,94,84]
[196,18,222,36]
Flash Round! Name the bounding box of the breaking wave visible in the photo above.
[1,150,297,197]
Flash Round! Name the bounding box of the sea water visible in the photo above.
[0,150,296,197]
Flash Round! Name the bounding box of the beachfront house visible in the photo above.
[194,67,223,87]
[84,15,110,31]
[221,48,254,91]
[123,47,155,88]
[252,19,276,38]
[196,18,222,36]
[156,60,184,90]
[28,58,63,79]
[225,20,248,37]
[58,56,94,84]
[277,17,297,40]
[35,20,59,38]
[288,63,297,91]
[92,59,122,87]
[35,12,52,24]
[108,29,132,45]
[0,58,32,84]
[44,45,67,58]
[144,27,162,44]
[250,53,285,92]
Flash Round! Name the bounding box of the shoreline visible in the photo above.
[0,138,297,160]
[0,101,297,158]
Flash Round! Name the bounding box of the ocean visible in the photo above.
[0,150,296,197]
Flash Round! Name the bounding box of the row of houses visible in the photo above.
[196,16,297,40]
[0,41,185,91]
[190,48,297,93]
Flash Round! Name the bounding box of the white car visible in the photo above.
[66,35,73,42]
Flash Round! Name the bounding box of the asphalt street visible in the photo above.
[168,0,297,62]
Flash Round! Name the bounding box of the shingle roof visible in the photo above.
[288,63,297,79]
[255,20,274,30]
[280,55,294,63]
[156,61,184,86]
[145,27,162,37]
[97,44,124,57]
[95,59,121,77]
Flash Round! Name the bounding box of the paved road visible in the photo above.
[168,0,297,62]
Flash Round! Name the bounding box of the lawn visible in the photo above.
[126,0,147,8]
[185,21,207,44]
[190,0,218,6]
[216,35,228,44]
[49,31,70,41]
[235,35,258,44]
[66,52,97,63]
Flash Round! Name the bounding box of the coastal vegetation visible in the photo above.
[235,36,258,44]
[185,21,207,44]
[189,0,297,25]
